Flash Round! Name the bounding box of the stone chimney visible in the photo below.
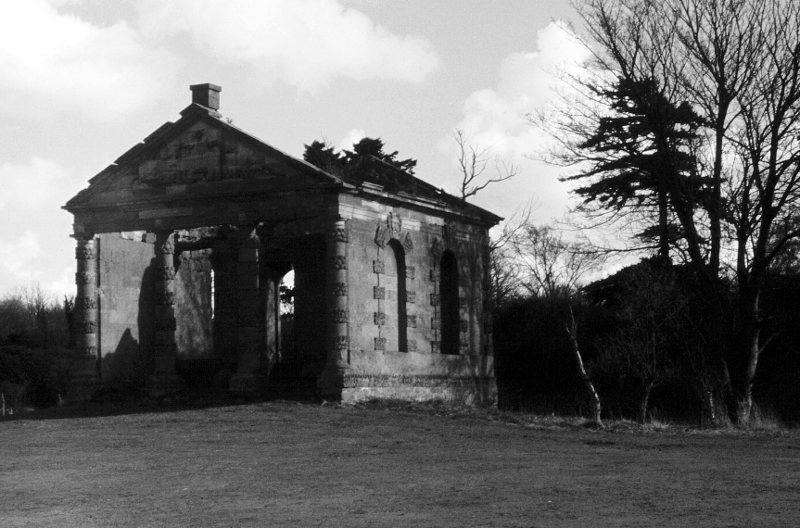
[189,83,221,110]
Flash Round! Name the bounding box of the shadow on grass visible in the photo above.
[0,387,325,423]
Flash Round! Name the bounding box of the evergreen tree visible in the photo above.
[565,77,706,262]
[303,137,417,179]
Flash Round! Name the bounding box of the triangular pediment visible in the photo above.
[136,121,317,188]
[65,97,501,233]
[66,108,344,211]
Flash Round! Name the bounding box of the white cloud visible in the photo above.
[337,129,366,152]
[0,236,76,298]
[0,158,82,294]
[47,267,78,298]
[46,0,86,5]
[0,231,43,281]
[0,0,180,121]
[136,0,439,91]
[0,157,80,211]
[446,22,591,222]
[455,22,589,160]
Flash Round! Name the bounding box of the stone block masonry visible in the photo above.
[64,83,500,405]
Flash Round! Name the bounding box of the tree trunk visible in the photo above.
[703,389,717,428]
[694,274,731,425]
[566,307,603,428]
[638,380,655,424]
[736,388,754,426]
[732,284,762,427]
[735,333,760,427]
[657,186,670,263]
[708,108,729,278]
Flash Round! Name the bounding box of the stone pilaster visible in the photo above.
[229,229,266,396]
[319,218,350,397]
[264,266,285,366]
[69,235,100,400]
[148,230,184,396]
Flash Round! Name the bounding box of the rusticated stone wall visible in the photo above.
[66,97,496,403]
[338,195,495,405]
[79,202,494,404]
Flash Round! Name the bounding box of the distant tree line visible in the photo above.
[492,233,800,427]
[0,286,75,411]
[494,0,800,427]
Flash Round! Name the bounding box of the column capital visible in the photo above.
[331,217,348,244]
[74,236,97,260]
[154,230,176,255]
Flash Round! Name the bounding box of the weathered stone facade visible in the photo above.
[64,84,500,404]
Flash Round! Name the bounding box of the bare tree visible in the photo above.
[547,0,800,425]
[506,219,607,425]
[452,124,608,422]
[489,245,520,308]
[593,264,693,424]
[486,203,541,306]
[510,224,606,298]
[0,285,70,349]
[454,129,519,201]
[566,305,604,428]
[450,129,527,308]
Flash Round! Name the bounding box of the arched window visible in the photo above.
[386,239,408,352]
[276,267,295,362]
[440,250,460,355]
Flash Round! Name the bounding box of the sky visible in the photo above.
[0,0,589,298]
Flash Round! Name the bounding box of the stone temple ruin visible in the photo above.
[64,84,500,404]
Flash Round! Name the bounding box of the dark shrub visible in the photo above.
[0,345,71,408]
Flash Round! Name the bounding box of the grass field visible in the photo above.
[1,398,799,527]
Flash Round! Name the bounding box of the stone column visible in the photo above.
[69,235,100,400]
[148,230,184,396]
[264,267,284,366]
[319,217,350,397]
[230,229,266,396]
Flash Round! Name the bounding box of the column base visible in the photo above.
[66,356,99,402]
[317,366,350,400]
[229,373,266,397]
[147,372,185,398]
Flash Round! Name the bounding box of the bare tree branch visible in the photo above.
[454,129,520,200]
